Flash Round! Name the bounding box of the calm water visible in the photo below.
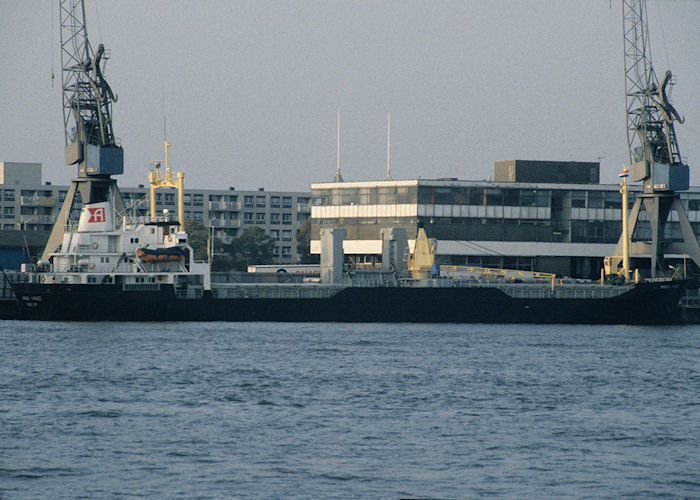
[0,321,698,499]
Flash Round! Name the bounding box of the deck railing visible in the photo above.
[211,284,346,300]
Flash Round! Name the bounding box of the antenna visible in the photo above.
[385,112,392,181]
[162,84,167,143]
[334,111,343,182]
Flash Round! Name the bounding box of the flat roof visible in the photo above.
[311,178,700,192]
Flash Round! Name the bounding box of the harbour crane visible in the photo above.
[609,0,700,278]
[42,0,126,261]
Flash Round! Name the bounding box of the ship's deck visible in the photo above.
[205,278,638,301]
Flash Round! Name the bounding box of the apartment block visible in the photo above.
[0,162,311,267]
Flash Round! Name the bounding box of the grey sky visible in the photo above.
[2,1,699,191]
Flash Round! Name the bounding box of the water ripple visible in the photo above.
[1,322,698,498]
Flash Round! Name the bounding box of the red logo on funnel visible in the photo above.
[87,207,106,223]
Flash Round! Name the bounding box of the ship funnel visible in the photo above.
[77,201,112,232]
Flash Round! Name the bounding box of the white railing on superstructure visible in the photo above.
[119,213,174,231]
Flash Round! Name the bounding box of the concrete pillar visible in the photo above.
[380,227,408,275]
[320,228,347,283]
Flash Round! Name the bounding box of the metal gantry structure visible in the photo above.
[60,1,118,151]
[611,0,700,278]
[42,0,125,261]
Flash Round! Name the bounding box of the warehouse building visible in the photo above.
[310,161,700,278]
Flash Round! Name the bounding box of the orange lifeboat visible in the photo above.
[136,247,187,262]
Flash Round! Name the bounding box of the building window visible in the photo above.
[155,193,163,204]
[502,189,519,206]
[467,188,483,205]
[270,196,281,208]
[587,221,605,243]
[588,191,604,208]
[193,194,203,206]
[255,213,265,224]
[282,213,292,225]
[519,190,535,206]
[256,196,266,208]
[282,196,292,208]
[270,229,280,241]
[273,246,280,256]
[485,188,502,205]
[282,230,292,241]
[271,213,280,225]
[297,197,310,211]
[4,224,15,230]
[3,190,15,201]
[244,195,254,208]
[571,191,586,208]
[281,246,291,258]
[3,207,14,218]
[604,191,621,209]
[193,212,203,222]
[243,212,253,224]
[164,192,175,205]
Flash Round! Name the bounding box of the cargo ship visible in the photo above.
[4,0,694,324]
[7,200,690,324]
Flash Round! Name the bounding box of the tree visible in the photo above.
[223,226,275,271]
[296,219,319,264]
[184,220,210,262]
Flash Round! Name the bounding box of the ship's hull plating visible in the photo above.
[11,280,687,324]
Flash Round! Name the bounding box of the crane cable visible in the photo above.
[453,239,504,257]
[93,0,104,44]
[654,1,671,72]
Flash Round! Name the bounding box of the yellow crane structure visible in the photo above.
[408,226,556,282]
[149,141,186,231]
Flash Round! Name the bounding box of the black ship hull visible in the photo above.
[11,280,687,324]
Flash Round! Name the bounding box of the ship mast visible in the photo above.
[610,0,700,278]
[42,0,125,261]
